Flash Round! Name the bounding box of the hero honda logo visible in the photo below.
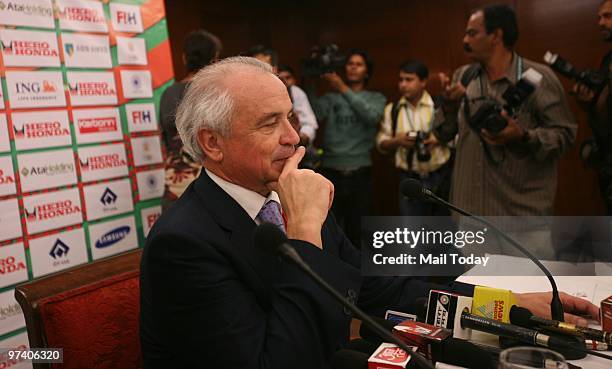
[95,226,130,249]
[69,82,115,97]
[80,154,127,172]
[0,255,26,275]
[25,199,81,222]
[0,168,15,185]
[100,187,117,206]
[0,1,53,17]
[1,39,58,57]
[13,120,69,139]
[49,239,69,259]
[58,6,104,23]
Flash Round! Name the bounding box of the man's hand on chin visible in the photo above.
[515,292,601,327]
[276,146,334,249]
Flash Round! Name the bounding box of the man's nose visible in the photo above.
[280,118,300,146]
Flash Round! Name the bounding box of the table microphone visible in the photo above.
[510,305,611,344]
[254,223,435,369]
[400,178,565,323]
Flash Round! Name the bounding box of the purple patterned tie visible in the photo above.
[256,200,286,233]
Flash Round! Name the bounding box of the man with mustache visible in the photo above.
[573,0,612,214]
[139,57,598,369]
[434,4,576,258]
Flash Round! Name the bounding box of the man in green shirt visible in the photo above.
[310,49,386,247]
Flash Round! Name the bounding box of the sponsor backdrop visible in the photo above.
[0,0,172,357]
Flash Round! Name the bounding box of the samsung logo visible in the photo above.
[95,226,130,249]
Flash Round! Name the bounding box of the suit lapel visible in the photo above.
[193,171,280,310]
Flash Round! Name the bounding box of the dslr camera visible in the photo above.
[467,68,543,134]
[544,51,607,93]
[301,44,346,77]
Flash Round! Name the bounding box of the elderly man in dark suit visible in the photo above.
[139,57,599,369]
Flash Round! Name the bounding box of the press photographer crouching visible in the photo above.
[432,4,577,259]
[377,60,453,216]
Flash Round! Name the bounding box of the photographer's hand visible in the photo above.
[481,111,525,146]
[571,82,595,103]
[438,72,465,112]
[322,72,349,94]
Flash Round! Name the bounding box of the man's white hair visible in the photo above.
[175,56,273,162]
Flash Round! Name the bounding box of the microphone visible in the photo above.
[460,311,612,361]
[254,223,435,369]
[400,178,565,323]
[510,305,612,345]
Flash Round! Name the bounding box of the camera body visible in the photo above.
[407,131,432,162]
[301,44,346,77]
[467,68,542,134]
[544,51,607,93]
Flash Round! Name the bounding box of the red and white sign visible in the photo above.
[89,215,138,260]
[116,36,147,66]
[23,187,82,235]
[29,228,88,278]
[0,156,17,197]
[84,178,133,221]
[120,69,152,99]
[110,3,143,33]
[0,115,8,153]
[141,205,161,238]
[61,33,112,69]
[126,103,157,132]
[0,199,21,242]
[67,71,117,107]
[17,149,77,193]
[0,242,28,289]
[0,0,54,29]
[0,28,60,67]
[136,168,164,201]
[56,0,108,33]
[5,71,66,109]
[0,289,25,336]
[73,107,123,144]
[368,343,414,369]
[78,143,128,182]
[11,110,71,151]
[0,331,32,369]
[131,136,163,166]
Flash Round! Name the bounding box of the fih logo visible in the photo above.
[131,110,151,124]
[100,187,117,206]
[116,10,137,25]
[49,239,69,259]
[64,43,75,57]
[95,226,130,248]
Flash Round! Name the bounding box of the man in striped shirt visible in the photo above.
[377,60,452,216]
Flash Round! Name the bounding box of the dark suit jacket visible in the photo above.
[140,171,455,369]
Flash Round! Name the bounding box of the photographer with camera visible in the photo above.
[433,5,576,258]
[308,49,386,247]
[377,60,452,216]
[571,0,612,213]
[434,4,576,217]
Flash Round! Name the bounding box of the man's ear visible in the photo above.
[492,28,504,46]
[197,129,223,162]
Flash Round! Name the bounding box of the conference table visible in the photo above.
[458,258,612,369]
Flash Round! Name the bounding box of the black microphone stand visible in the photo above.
[402,179,565,323]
